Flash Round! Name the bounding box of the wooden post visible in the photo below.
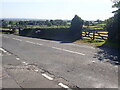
[92,31,95,40]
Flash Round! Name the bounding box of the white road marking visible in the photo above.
[0,48,11,56]
[38,39,59,43]
[52,47,85,55]
[36,43,43,46]
[22,62,26,64]
[34,69,39,72]
[26,41,43,46]
[58,83,69,88]
[92,61,96,63]
[26,41,32,43]
[13,38,22,41]
[25,41,36,44]
[42,73,53,80]
[22,61,28,65]
[0,48,7,53]
[16,58,20,60]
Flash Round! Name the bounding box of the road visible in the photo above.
[1,50,61,88]
[1,34,118,88]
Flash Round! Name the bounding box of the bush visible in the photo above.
[106,2,120,47]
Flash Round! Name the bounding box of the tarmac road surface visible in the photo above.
[1,34,118,88]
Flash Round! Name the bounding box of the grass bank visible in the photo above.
[75,39,105,46]
[75,39,120,49]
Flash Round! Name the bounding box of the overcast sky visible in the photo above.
[0,0,115,20]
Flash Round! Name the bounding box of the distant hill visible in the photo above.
[0,18,47,21]
[0,18,71,21]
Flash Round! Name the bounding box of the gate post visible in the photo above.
[92,31,95,40]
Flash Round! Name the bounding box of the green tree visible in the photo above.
[106,1,120,46]
[84,21,89,27]
[45,20,52,26]
[70,15,83,40]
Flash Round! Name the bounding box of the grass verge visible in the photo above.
[75,39,105,46]
[75,39,120,48]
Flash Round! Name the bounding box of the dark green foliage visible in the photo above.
[1,20,8,28]
[70,15,83,40]
[84,21,89,26]
[45,20,52,26]
[95,19,103,24]
[107,9,120,44]
[18,19,68,26]
[106,1,120,46]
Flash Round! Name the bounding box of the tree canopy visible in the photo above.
[106,0,120,46]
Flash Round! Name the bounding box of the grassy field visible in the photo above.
[0,28,12,31]
[25,25,70,29]
[83,24,104,30]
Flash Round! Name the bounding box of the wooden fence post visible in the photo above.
[92,31,95,40]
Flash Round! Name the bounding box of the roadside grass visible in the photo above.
[75,39,105,46]
[76,39,120,48]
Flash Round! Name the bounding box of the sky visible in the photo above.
[0,0,116,20]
